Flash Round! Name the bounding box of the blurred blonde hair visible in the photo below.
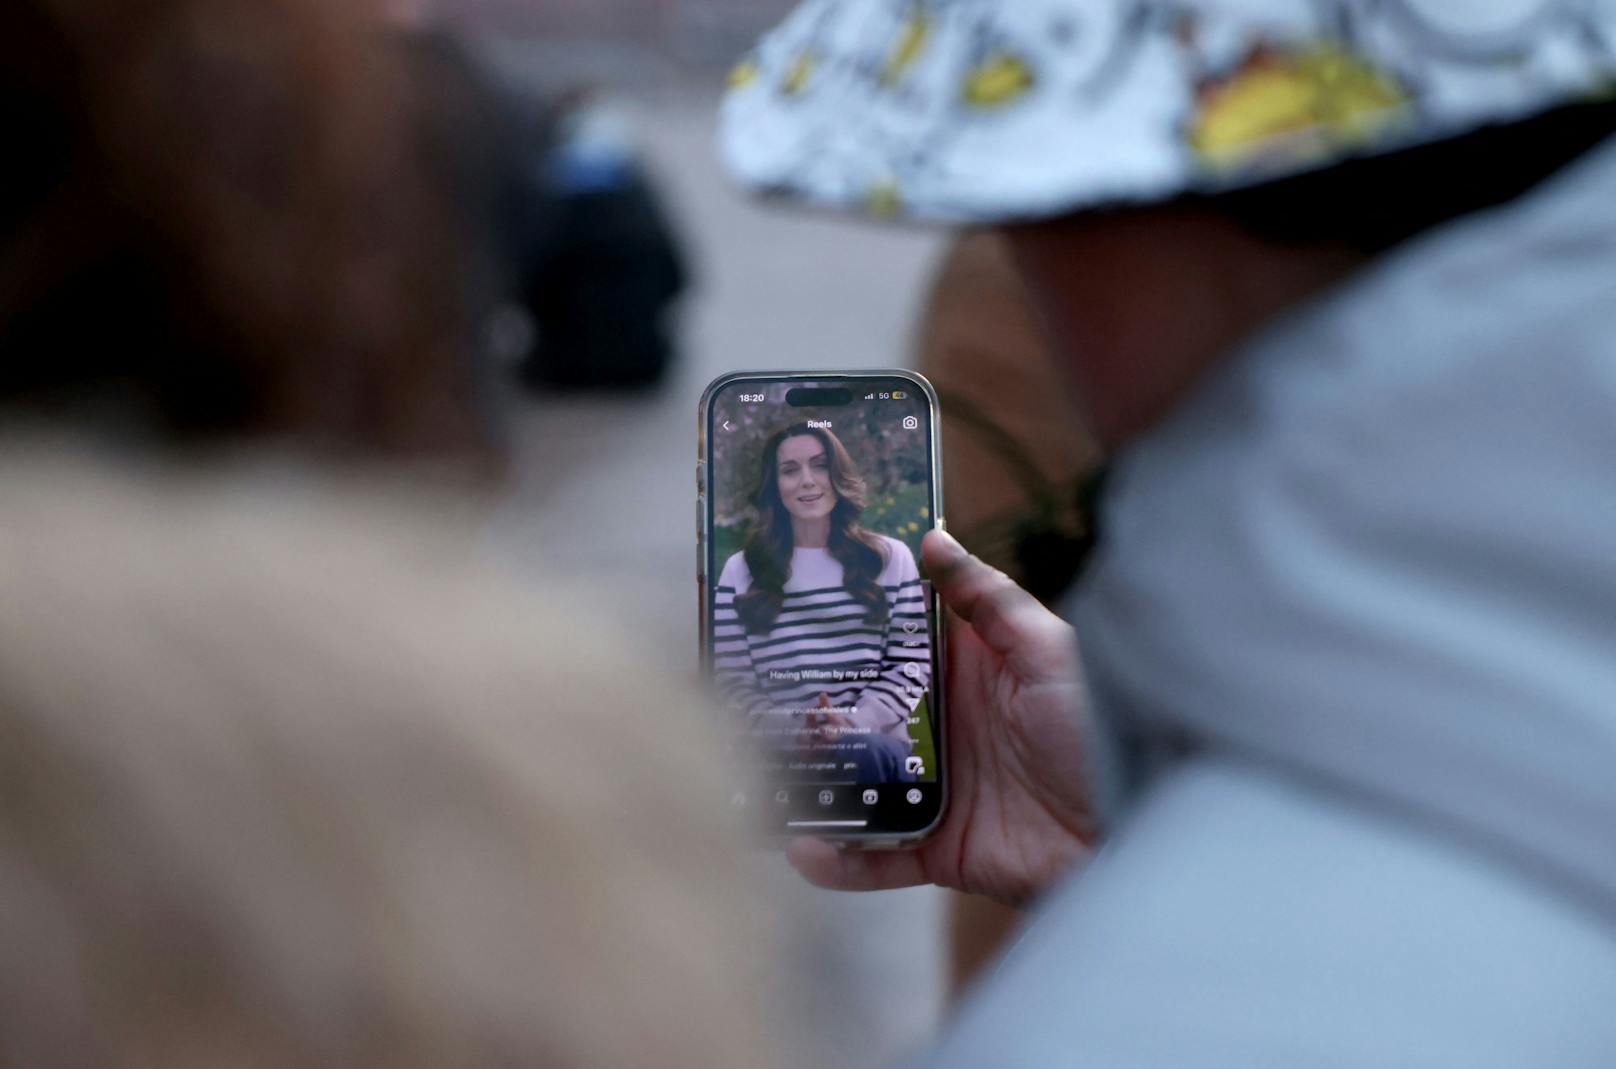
[0,443,773,1068]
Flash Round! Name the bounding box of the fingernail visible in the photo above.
[930,528,966,561]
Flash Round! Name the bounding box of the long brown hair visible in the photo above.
[735,423,889,634]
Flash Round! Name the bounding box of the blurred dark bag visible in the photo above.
[518,151,688,390]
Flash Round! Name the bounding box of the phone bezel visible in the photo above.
[698,369,948,847]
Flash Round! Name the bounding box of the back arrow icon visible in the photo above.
[722,420,735,431]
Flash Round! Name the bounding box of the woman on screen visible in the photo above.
[713,422,930,784]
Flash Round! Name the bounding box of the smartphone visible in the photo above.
[699,371,947,845]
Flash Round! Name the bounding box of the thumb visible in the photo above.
[921,529,1074,679]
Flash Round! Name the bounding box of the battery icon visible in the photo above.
[891,390,907,400]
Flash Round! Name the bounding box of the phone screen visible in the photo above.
[701,373,944,839]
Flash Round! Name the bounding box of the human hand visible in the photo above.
[805,693,856,743]
[787,529,1096,907]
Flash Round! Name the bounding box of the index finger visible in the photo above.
[786,837,931,892]
[921,529,1075,678]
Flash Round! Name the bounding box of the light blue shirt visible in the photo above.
[924,137,1616,1067]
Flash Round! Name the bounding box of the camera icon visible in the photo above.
[902,416,919,430]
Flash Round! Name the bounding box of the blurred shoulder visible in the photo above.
[0,435,722,772]
[874,534,918,582]
[0,436,772,1067]
[718,550,752,590]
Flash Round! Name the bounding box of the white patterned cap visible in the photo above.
[720,0,1616,223]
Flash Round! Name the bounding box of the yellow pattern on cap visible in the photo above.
[1190,42,1411,168]
[963,51,1035,108]
[881,10,932,86]
[782,51,817,96]
[729,57,760,90]
[867,179,903,217]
